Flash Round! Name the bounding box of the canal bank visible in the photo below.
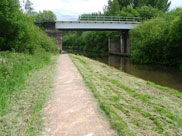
[65,50,182,92]
[70,54,182,136]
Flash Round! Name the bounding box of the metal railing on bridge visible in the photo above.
[58,16,142,23]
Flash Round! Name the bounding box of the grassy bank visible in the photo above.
[0,52,57,136]
[0,51,55,115]
[70,54,182,136]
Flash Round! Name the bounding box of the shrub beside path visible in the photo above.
[43,54,115,136]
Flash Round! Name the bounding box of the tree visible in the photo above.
[147,0,171,12]
[119,5,139,17]
[137,6,164,20]
[105,0,120,16]
[130,17,168,64]
[130,8,182,68]
[25,0,33,14]
[34,10,57,22]
[0,0,58,53]
[0,0,21,51]
[106,0,171,12]
[79,12,104,21]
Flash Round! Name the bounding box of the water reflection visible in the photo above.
[67,50,182,92]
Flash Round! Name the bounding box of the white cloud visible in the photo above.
[170,0,182,10]
[30,0,107,19]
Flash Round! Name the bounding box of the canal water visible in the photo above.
[67,50,182,92]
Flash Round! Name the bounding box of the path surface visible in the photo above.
[43,54,114,136]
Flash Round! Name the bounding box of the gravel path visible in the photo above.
[42,54,114,136]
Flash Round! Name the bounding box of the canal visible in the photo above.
[67,50,182,92]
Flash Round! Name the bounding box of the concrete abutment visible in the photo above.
[35,22,63,53]
[44,30,62,53]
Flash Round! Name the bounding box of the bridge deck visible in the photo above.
[35,16,141,31]
[56,21,140,30]
[56,16,141,30]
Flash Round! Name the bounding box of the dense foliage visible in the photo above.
[34,10,57,22]
[105,0,171,13]
[105,0,165,19]
[0,0,58,54]
[105,0,120,16]
[109,5,164,19]
[0,0,58,114]
[130,8,182,68]
[118,5,139,17]
[136,5,164,20]
[63,31,119,52]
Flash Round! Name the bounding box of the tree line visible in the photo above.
[105,0,170,16]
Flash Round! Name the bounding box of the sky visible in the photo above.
[21,0,182,20]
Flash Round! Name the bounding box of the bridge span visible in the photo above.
[56,16,141,30]
[35,16,141,55]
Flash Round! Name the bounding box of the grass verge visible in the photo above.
[0,52,57,136]
[69,54,182,136]
[0,51,53,115]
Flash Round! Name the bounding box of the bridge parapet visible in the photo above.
[59,16,142,24]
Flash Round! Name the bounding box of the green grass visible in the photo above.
[0,53,57,136]
[69,54,182,136]
[0,51,54,115]
[147,81,182,99]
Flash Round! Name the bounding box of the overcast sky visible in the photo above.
[25,0,182,20]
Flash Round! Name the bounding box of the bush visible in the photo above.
[130,17,168,64]
[0,0,58,54]
[130,8,182,68]
[167,14,182,66]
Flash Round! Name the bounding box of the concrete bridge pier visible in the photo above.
[108,30,130,56]
[120,30,130,55]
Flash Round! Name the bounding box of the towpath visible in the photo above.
[42,54,114,136]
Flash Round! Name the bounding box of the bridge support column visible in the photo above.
[44,30,62,53]
[108,31,130,56]
[120,30,130,55]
